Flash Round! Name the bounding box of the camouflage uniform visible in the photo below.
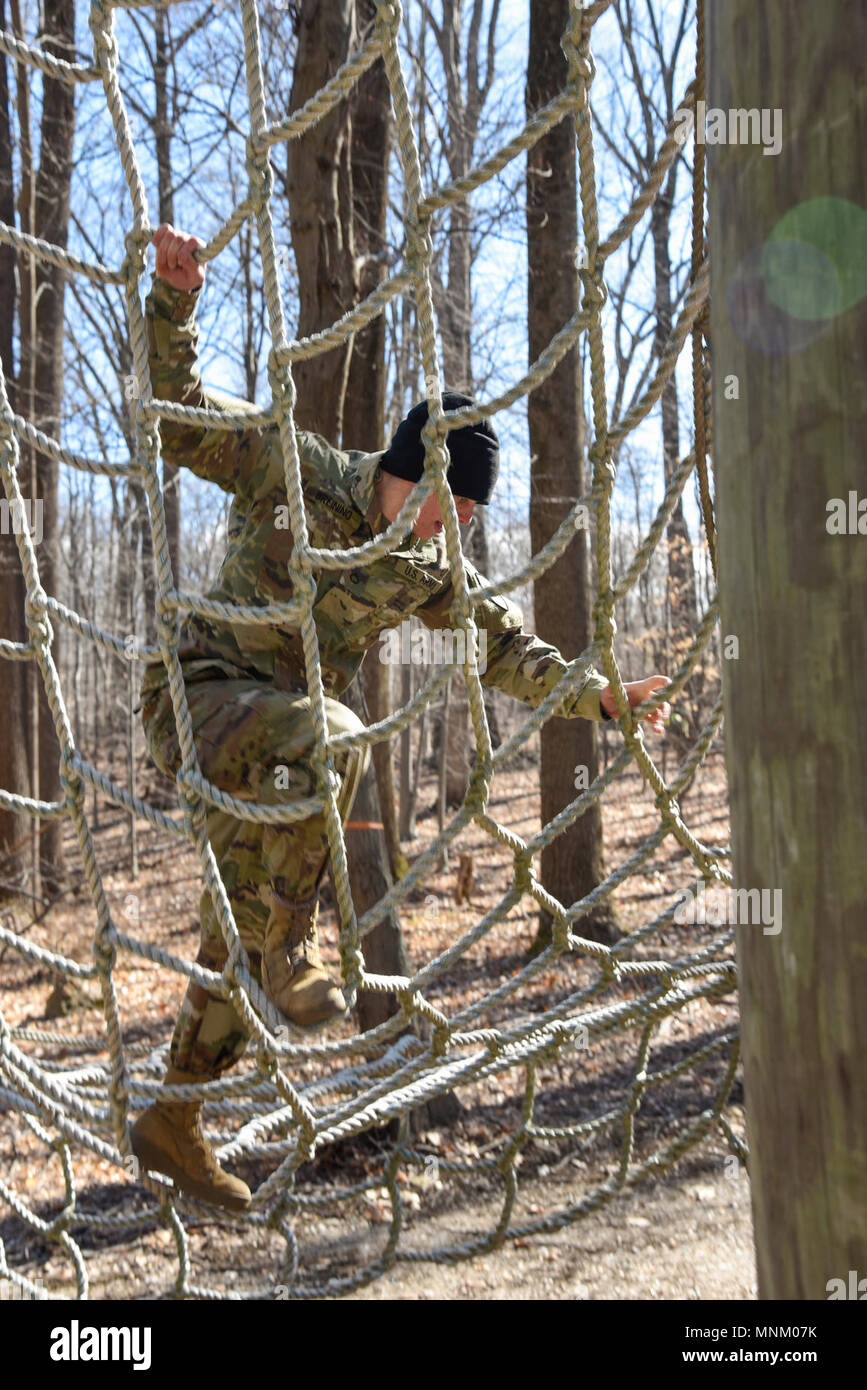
[141,277,610,1076]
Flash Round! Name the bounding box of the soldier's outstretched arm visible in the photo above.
[144,223,266,495]
[415,558,610,720]
[416,558,671,731]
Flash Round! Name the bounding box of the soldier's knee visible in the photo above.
[325,699,370,779]
[324,698,365,741]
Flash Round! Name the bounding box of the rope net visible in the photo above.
[0,0,740,1300]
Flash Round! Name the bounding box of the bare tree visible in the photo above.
[123,2,213,586]
[0,0,30,903]
[526,0,618,947]
[420,0,504,805]
[10,0,77,895]
[343,0,405,883]
[606,0,698,665]
[279,0,416,1037]
[283,0,359,440]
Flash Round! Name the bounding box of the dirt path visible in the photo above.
[346,1158,757,1301]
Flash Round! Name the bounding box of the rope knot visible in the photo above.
[419,417,449,478]
[463,779,486,817]
[579,266,608,311]
[589,450,616,493]
[290,570,317,607]
[174,777,201,827]
[562,15,594,100]
[93,928,117,971]
[23,581,48,615]
[561,5,583,59]
[155,599,180,650]
[592,603,617,645]
[266,351,297,417]
[134,416,160,455]
[244,137,273,206]
[296,1125,317,1164]
[24,596,52,649]
[405,215,433,277]
[121,226,151,288]
[255,1044,280,1083]
[340,945,364,1008]
[374,0,401,42]
[88,1,118,67]
[513,851,533,896]
[59,752,83,804]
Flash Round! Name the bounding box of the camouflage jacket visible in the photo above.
[140,277,609,721]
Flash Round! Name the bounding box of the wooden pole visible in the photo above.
[709,0,867,1299]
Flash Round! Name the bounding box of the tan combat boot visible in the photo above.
[262,893,347,1027]
[129,1065,251,1212]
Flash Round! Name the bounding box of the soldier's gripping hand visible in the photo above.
[600,673,671,735]
[153,223,206,292]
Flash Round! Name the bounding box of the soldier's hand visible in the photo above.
[153,223,206,292]
[601,674,671,735]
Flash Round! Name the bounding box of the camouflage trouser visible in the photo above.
[142,678,369,1078]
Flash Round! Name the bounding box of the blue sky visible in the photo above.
[7,1,707,600]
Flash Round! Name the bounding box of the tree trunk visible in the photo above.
[285,0,358,438]
[283,0,419,1047]
[32,0,76,893]
[0,0,30,902]
[428,0,503,807]
[651,187,697,670]
[342,680,408,1034]
[710,0,867,1299]
[343,0,404,880]
[527,0,617,949]
[154,6,181,586]
[11,0,40,899]
[343,0,390,449]
[361,654,406,879]
[344,679,461,1128]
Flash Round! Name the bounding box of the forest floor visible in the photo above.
[0,739,755,1301]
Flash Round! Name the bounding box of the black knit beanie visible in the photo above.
[380,392,499,504]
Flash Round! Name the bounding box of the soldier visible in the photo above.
[130,224,671,1210]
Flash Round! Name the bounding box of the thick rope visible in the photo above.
[0,0,735,1301]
